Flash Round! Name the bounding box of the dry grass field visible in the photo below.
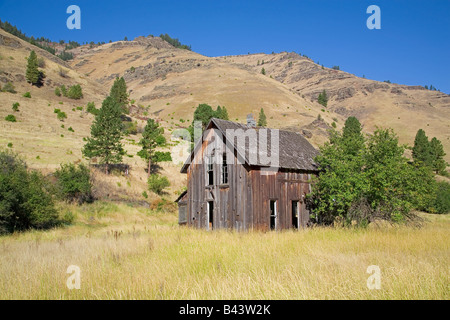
[0,202,448,300]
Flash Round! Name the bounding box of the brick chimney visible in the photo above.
[247,114,256,128]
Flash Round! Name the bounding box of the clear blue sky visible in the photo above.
[1,0,449,93]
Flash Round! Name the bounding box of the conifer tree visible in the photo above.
[82,97,125,174]
[216,106,223,119]
[220,106,229,120]
[137,118,164,177]
[110,77,128,113]
[342,116,365,156]
[430,137,447,174]
[257,108,267,127]
[318,90,328,107]
[412,129,432,167]
[215,106,229,120]
[26,50,41,86]
[193,104,215,129]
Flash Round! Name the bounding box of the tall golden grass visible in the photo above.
[0,202,448,300]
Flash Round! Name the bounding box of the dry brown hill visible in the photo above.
[70,36,342,148]
[226,52,450,160]
[70,37,450,162]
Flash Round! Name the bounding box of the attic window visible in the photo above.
[221,153,228,184]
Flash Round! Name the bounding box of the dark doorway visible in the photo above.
[292,201,299,229]
[207,201,214,230]
[270,200,277,230]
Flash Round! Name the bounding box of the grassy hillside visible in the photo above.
[0,202,448,299]
[0,29,185,201]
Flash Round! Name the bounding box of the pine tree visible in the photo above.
[26,50,40,86]
[110,77,128,113]
[137,118,164,177]
[82,97,125,174]
[216,106,223,119]
[215,106,229,120]
[318,90,328,107]
[412,129,432,167]
[430,137,447,174]
[342,116,365,156]
[261,68,266,75]
[257,108,267,127]
[220,106,229,120]
[193,104,215,129]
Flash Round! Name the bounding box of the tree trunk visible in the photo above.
[105,163,109,175]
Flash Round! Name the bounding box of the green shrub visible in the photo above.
[0,150,58,234]
[142,191,148,199]
[153,151,172,162]
[5,114,16,122]
[56,111,67,121]
[23,92,31,98]
[7,143,13,148]
[60,85,67,97]
[54,87,61,97]
[54,163,93,204]
[67,84,83,100]
[12,102,19,112]
[2,82,16,93]
[148,174,170,195]
[68,127,74,132]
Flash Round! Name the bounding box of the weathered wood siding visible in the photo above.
[249,169,312,231]
[186,150,252,230]
[183,125,315,231]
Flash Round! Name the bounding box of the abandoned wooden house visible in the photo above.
[176,115,319,231]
